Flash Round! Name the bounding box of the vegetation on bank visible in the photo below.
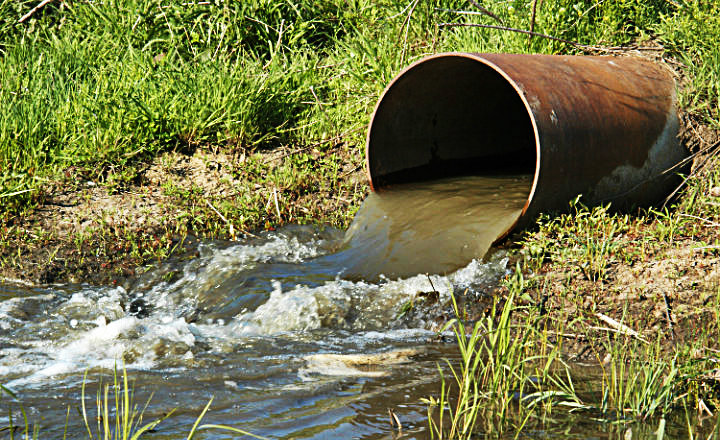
[423,282,720,439]
[2,365,270,440]
[0,0,718,281]
[1,0,717,212]
[1,0,720,438]
[1,0,718,283]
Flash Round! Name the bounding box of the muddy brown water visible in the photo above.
[325,175,530,281]
[0,175,705,439]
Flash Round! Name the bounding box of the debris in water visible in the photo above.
[301,348,424,377]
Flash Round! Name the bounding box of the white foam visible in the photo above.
[221,253,510,336]
[133,233,331,317]
[0,226,511,389]
[449,253,511,290]
[0,298,23,330]
[200,233,326,266]
[233,282,322,334]
[360,328,435,340]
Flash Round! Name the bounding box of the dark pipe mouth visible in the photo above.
[366,53,539,216]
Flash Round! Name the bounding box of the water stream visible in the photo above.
[4,174,699,439]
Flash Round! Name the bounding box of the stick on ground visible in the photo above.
[18,0,55,23]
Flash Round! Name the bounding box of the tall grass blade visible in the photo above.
[186,398,213,440]
[197,424,270,440]
[130,409,176,440]
[655,417,666,440]
[81,370,94,440]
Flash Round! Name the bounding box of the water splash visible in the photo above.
[0,174,531,440]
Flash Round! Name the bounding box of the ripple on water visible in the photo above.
[0,175,531,438]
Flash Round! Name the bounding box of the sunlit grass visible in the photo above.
[2,0,716,212]
[424,291,581,439]
[426,285,720,438]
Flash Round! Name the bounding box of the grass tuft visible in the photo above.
[3,365,267,440]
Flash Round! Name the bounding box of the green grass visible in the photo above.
[424,291,582,439]
[79,366,175,440]
[521,197,633,283]
[658,1,720,126]
[1,0,717,213]
[427,286,720,438]
[0,0,402,211]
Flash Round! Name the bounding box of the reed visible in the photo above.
[424,291,580,439]
[79,365,175,440]
[1,366,267,440]
[425,267,720,438]
[1,383,36,439]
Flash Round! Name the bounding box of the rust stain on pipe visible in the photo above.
[366,53,687,240]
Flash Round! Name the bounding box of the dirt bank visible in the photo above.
[0,142,367,285]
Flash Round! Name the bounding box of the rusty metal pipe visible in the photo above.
[366,53,687,239]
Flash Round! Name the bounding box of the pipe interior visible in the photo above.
[367,56,536,189]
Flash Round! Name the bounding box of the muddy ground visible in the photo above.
[0,142,367,285]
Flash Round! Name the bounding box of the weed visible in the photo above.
[424,291,579,439]
[2,366,268,440]
[520,197,630,283]
[79,365,173,440]
[597,342,679,419]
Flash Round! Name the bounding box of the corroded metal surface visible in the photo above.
[366,53,686,238]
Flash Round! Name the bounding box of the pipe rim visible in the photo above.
[365,52,541,232]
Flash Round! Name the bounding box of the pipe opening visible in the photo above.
[367,54,537,190]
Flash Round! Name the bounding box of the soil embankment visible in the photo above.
[0,144,367,285]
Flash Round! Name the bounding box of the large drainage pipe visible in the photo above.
[366,53,687,240]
